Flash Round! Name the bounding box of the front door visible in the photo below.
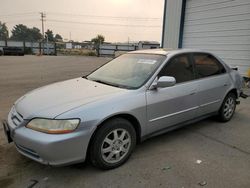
[146,54,198,134]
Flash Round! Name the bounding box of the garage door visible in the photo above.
[182,0,250,76]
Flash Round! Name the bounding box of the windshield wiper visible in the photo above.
[91,79,117,87]
[91,79,132,89]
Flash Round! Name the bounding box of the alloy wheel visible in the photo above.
[101,128,131,164]
[223,96,235,119]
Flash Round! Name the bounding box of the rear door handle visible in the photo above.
[224,83,228,86]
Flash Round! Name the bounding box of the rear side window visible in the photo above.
[159,54,194,83]
[193,53,226,78]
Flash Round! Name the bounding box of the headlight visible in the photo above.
[26,118,80,134]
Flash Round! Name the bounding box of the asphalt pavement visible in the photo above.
[0,55,249,188]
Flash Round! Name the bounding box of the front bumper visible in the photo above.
[3,116,93,166]
[2,120,13,143]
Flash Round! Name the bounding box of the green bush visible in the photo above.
[57,49,97,56]
[87,51,97,56]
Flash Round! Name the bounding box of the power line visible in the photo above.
[1,11,162,42]
[3,19,39,23]
[47,19,161,28]
[0,11,161,20]
[0,12,37,18]
[45,24,160,35]
[1,13,161,28]
[47,12,161,21]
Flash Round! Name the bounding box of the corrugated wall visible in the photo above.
[182,0,250,76]
[162,0,183,49]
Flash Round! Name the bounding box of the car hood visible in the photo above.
[15,78,126,119]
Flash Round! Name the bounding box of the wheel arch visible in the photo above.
[85,113,142,161]
[227,88,238,98]
[219,88,238,109]
[218,88,237,122]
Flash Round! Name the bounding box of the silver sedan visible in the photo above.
[3,49,243,169]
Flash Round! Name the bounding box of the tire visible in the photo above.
[90,118,136,170]
[218,92,236,122]
[0,51,3,56]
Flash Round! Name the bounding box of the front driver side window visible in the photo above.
[159,54,194,83]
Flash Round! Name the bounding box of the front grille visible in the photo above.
[11,107,24,126]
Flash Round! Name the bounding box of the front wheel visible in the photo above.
[218,93,236,122]
[90,118,136,170]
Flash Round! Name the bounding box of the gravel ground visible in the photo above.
[0,55,249,188]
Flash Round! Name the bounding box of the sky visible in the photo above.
[0,0,164,43]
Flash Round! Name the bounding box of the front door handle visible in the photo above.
[190,90,196,95]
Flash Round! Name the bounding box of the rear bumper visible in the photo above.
[240,92,248,99]
[4,117,93,166]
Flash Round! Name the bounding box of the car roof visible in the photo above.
[128,48,211,56]
[128,48,230,72]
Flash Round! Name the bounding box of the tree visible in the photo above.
[91,34,105,49]
[29,27,43,41]
[54,34,63,42]
[0,22,9,40]
[45,29,54,42]
[10,24,62,42]
[11,24,42,41]
[11,24,29,41]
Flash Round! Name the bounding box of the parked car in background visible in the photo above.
[3,47,24,56]
[2,49,244,170]
[0,47,3,56]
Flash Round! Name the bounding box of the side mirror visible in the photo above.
[150,76,176,89]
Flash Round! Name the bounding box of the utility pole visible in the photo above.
[40,12,46,55]
[46,34,49,55]
[128,37,130,50]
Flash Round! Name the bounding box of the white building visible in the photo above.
[138,41,160,49]
[162,0,250,76]
[98,41,160,56]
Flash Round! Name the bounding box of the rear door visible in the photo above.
[146,53,199,134]
[191,53,231,116]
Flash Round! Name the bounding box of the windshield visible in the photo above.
[87,53,165,89]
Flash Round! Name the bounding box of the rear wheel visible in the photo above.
[218,92,236,122]
[90,118,136,170]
